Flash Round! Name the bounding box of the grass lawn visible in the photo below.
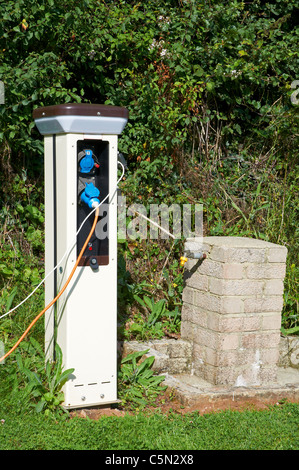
[0,401,298,451]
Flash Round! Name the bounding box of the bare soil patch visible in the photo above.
[69,387,288,420]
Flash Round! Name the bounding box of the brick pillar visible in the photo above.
[181,237,287,386]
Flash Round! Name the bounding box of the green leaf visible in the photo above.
[45,360,52,385]
[44,392,54,402]
[55,368,75,390]
[133,294,147,309]
[121,350,149,365]
[281,326,299,336]
[136,356,155,377]
[32,372,43,387]
[194,65,205,77]
[143,296,153,310]
[51,343,63,387]
[132,397,147,406]
[0,264,14,276]
[29,337,43,356]
[206,81,214,91]
[5,287,18,311]
[35,399,46,413]
[15,353,24,373]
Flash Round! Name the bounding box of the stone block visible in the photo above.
[215,349,239,367]
[261,348,280,365]
[182,286,194,305]
[241,331,281,349]
[244,296,283,313]
[290,341,299,368]
[235,364,277,387]
[168,339,193,359]
[261,313,282,330]
[219,333,240,351]
[181,321,196,342]
[181,304,190,322]
[198,363,217,384]
[267,246,288,263]
[192,342,206,363]
[194,291,244,314]
[279,336,299,369]
[185,272,209,291]
[207,312,243,333]
[242,315,261,332]
[193,325,219,350]
[222,263,244,279]
[264,279,284,296]
[221,297,244,314]
[258,366,278,384]
[201,364,236,386]
[193,259,220,277]
[167,357,191,374]
[195,259,244,279]
[219,247,265,263]
[121,339,193,375]
[187,306,207,329]
[209,278,264,296]
[194,290,221,312]
[246,263,286,280]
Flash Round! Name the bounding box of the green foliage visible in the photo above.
[282,263,299,335]
[0,286,18,313]
[118,349,166,410]
[133,296,167,327]
[117,238,183,340]
[128,294,181,340]
[0,172,44,287]
[16,341,74,416]
[1,0,297,166]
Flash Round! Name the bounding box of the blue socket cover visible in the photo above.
[81,182,100,208]
[80,149,95,173]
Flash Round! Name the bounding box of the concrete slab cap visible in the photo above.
[186,236,286,249]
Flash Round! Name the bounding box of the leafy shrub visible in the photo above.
[15,340,74,416]
[118,349,166,409]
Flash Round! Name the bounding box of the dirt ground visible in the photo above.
[69,387,290,420]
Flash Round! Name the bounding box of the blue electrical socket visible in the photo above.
[79,149,95,173]
[81,182,100,208]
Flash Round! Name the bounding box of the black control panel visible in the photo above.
[77,140,109,267]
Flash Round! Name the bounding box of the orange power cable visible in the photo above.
[0,207,100,363]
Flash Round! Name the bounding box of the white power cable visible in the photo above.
[0,161,125,321]
[130,209,176,240]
